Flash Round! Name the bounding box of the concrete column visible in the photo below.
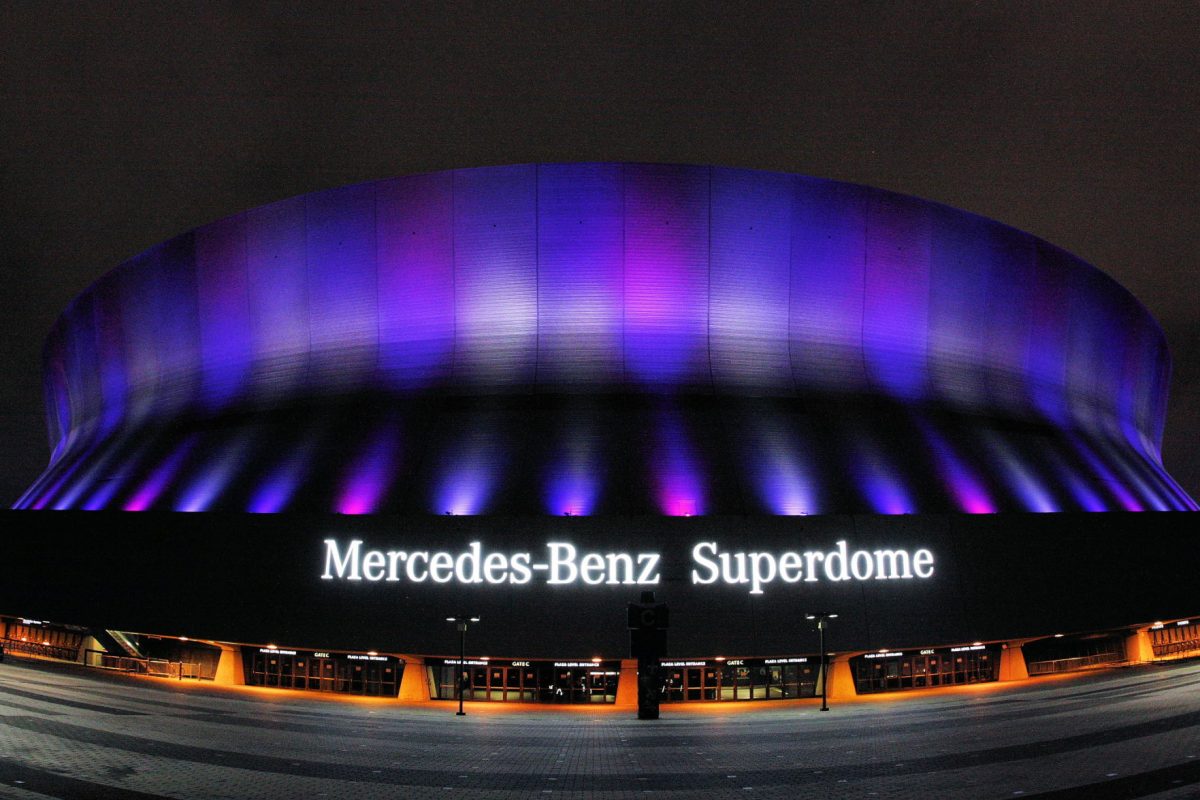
[1125,629,1154,664]
[998,643,1029,681]
[614,659,639,708]
[397,656,431,702]
[212,644,245,686]
[826,655,857,700]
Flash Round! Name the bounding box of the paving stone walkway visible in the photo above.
[2,657,1200,798]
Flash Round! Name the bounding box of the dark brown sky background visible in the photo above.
[1,1,1196,506]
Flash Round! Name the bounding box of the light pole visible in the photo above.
[805,612,838,711]
[446,615,480,716]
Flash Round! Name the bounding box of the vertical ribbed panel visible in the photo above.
[1068,267,1125,433]
[863,192,931,400]
[62,294,100,440]
[92,275,128,433]
[789,178,869,393]
[148,236,201,417]
[927,209,998,411]
[306,183,378,389]
[980,230,1036,416]
[709,167,792,393]
[536,163,624,388]
[1027,242,1071,423]
[377,172,455,390]
[117,254,163,421]
[452,165,538,389]
[245,196,309,399]
[196,215,251,410]
[624,163,711,389]
[42,318,70,458]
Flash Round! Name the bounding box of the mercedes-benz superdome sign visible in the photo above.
[321,539,934,595]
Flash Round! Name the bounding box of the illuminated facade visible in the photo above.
[15,163,1194,515]
[4,164,1197,702]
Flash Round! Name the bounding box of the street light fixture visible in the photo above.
[805,612,838,711]
[446,615,480,716]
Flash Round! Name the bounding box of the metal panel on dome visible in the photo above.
[452,165,538,389]
[376,171,456,390]
[862,191,931,401]
[306,183,379,390]
[245,195,309,400]
[196,214,252,410]
[536,163,624,388]
[709,167,792,394]
[789,178,869,394]
[623,163,711,389]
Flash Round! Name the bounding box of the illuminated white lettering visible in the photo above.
[691,542,719,585]
[482,552,508,584]
[803,551,823,582]
[429,551,454,583]
[362,549,386,581]
[749,553,777,594]
[455,541,483,583]
[606,552,635,584]
[509,552,532,584]
[386,550,407,581]
[322,538,362,580]
[318,539,934,595]
[580,553,605,585]
[720,551,748,584]
[779,551,803,582]
[547,542,578,584]
[635,553,661,584]
[850,550,873,580]
[824,540,850,581]
[406,551,429,582]
[873,549,913,579]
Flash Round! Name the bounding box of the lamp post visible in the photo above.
[805,612,838,711]
[446,615,480,716]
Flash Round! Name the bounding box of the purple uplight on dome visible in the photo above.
[1065,432,1142,512]
[915,418,995,514]
[653,407,705,517]
[1041,445,1108,512]
[742,411,819,516]
[124,435,198,511]
[849,426,916,515]
[978,432,1058,513]
[545,413,601,517]
[175,432,257,512]
[335,424,399,515]
[247,432,320,514]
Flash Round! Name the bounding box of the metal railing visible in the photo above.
[1151,639,1200,659]
[2,638,81,662]
[1027,651,1124,675]
[83,649,206,680]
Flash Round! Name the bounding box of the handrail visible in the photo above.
[2,638,81,662]
[83,649,208,680]
[1027,651,1123,675]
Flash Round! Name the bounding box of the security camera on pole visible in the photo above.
[628,591,669,720]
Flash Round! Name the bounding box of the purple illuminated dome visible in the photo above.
[15,164,1197,515]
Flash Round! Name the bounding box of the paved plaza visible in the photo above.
[2,657,1200,798]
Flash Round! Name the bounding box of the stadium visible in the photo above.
[3,163,1196,704]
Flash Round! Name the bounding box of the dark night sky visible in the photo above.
[1,2,1196,506]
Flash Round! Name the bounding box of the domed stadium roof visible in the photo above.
[16,163,1196,514]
